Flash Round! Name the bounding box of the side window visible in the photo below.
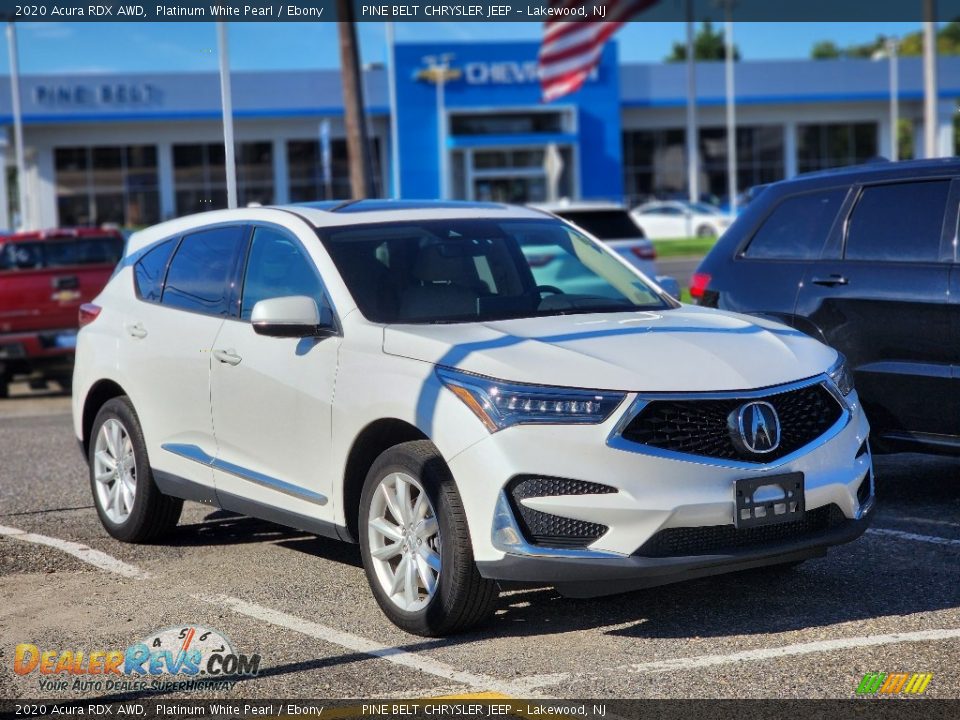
[0,242,42,270]
[162,226,246,316]
[743,189,846,260]
[240,226,326,322]
[134,238,177,303]
[44,236,124,267]
[844,181,949,263]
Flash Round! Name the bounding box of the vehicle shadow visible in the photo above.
[165,452,960,645]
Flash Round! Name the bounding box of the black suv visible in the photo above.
[693,158,960,456]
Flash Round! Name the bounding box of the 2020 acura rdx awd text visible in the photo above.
[73,200,874,636]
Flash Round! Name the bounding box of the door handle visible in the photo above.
[811,274,849,287]
[213,348,242,366]
[125,322,148,339]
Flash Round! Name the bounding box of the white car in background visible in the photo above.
[631,200,734,239]
[72,200,873,637]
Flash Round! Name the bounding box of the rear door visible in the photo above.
[120,224,248,496]
[794,178,957,442]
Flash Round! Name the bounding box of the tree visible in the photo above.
[336,0,375,199]
[666,21,740,62]
[811,41,841,60]
[812,19,960,59]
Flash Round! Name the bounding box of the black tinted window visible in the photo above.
[845,181,949,263]
[556,210,643,240]
[134,238,176,303]
[0,242,42,270]
[744,189,846,259]
[44,236,123,267]
[240,227,325,321]
[162,226,245,316]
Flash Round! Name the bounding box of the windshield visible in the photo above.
[320,218,671,324]
[553,210,643,240]
[690,202,722,215]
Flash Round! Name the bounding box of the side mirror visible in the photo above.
[655,275,682,301]
[250,296,336,338]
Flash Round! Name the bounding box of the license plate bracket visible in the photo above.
[734,472,805,529]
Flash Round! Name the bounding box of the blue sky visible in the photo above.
[7,21,924,74]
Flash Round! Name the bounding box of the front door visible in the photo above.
[209,224,340,527]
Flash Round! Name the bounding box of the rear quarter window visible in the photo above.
[844,180,949,263]
[134,238,177,303]
[742,188,847,260]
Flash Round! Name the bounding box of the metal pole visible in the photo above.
[724,9,737,215]
[685,4,699,205]
[6,22,27,230]
[216,22,238,209]
[922,1,938,158]
[386,20,401,199]
[888,37,899,162]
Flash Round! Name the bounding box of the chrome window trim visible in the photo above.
[606,373,852,471]
[162,442,328,505]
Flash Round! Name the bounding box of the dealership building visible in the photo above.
[0,39,959,230]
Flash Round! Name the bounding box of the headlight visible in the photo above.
[828,353,854,396]
[436,367,626,433]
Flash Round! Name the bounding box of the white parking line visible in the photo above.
[0,524,150,579]
[867,528,960,548]
[194,592,540,697]
[521,628,960,689]
[882,515,960,529]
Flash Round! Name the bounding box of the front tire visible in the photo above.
[89,396,182,543]
[695,224,716,238]
[359,441,498,636]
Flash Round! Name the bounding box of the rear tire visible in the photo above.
[0,376,8,399]
[695,224,715,238]
[359,440,498,636]
[89,396,182,543]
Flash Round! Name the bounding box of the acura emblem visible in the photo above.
[729,401,781,455]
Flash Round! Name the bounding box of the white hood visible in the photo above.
[382,305,837,392]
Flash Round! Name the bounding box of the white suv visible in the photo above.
[73,200,874,636]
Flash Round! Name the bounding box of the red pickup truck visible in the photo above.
[0,228,124,397]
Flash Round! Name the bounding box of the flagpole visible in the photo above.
[723,4,737,215]
[386,20,401,199]
[6,22,27,230]
[216,21,238,209]
[685,1,699,207]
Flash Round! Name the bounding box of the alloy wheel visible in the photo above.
[93,418,137,524]
[367,472,441,612]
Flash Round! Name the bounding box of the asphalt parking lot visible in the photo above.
[1,388,959,701]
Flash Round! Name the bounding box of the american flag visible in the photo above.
[539,0,659,102]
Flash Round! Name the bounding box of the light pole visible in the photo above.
[423,53,454,200]
[216,22,238,209]
[887,36,899,162]
[6,22,27,230]
[386,21,401,199]
[922,1,937,158]
[723,2,737,215]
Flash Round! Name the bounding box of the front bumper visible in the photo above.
[477,506,871,597]
[447,379,873,591]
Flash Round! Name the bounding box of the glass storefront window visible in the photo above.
[797,122,878,173]
[54,145,160,227]
[286,138,382,202]
[450,112,566,135]
[173,142,275,215]
[622,126,785,206]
